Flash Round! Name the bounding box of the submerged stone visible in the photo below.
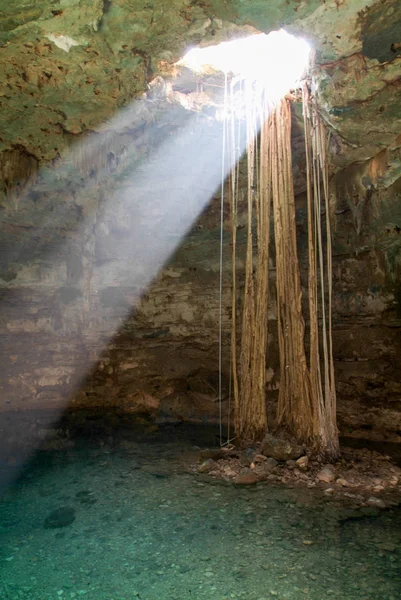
[44,506,76,529]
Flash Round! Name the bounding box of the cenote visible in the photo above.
[1,2,401,599]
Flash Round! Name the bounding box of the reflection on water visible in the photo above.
[1,427,400,600]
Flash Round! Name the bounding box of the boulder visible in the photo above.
[261,434,304,462]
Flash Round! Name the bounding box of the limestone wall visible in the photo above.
[0,0,401,443]
[0,137,400,443]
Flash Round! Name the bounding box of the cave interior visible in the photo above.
[0,1,401,599]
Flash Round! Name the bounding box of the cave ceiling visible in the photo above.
[0,0,400,189]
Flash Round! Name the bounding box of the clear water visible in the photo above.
[1,427,400,600]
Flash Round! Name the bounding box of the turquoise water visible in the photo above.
[1,427,400,600]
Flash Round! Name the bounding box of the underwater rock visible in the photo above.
[44,506,76,529]
[75,490,97,505]
[261,435,304,461]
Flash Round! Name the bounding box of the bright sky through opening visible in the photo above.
[180,30,311,100]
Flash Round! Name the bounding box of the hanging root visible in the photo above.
[271,99,314,444]
[232,81,270,442]
[303,83,339,459]
[227,77,339,458]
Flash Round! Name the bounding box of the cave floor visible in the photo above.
[1,425,401,600]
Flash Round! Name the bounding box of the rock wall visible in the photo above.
[329,163,401,440]
[0,117,400,443]
[0,0,401,443]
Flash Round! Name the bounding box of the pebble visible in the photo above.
[234,472,259,486]
[221,466,237,478]
[254,454,267,463]
[336,478,350,487]
[366,496,386,509]
[199,459,216,473]
[343,492,359,499]
[266,457,278,470]
[294,468,308,480]
[296,456,309,471]
[316,465,336,483]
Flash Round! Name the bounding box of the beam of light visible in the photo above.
[0,30,310,494]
